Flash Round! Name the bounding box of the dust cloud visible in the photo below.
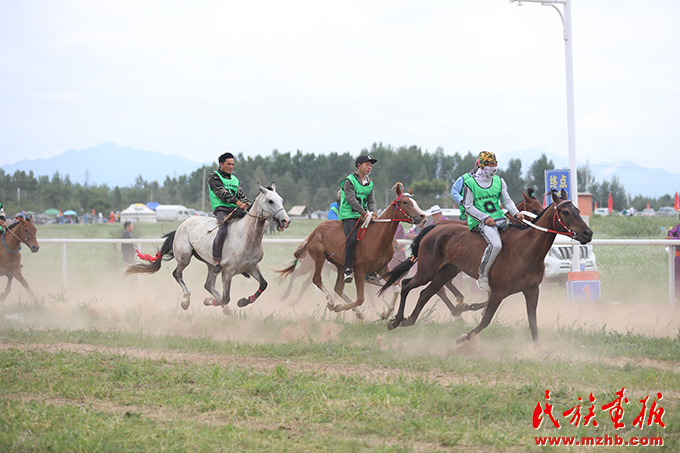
[3,264,679,365]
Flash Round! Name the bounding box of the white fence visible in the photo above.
[37,238,680,306]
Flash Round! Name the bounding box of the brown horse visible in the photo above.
[379,189,593,345]
[0,216,40,301]
[412,188,546,319]
[276,183,426,318]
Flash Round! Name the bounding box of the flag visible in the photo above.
[675,191,680,212]
[647,200,650,209]
[594,201,598,210]
[607,192,613,214]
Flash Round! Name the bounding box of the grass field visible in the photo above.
[1,217,679,451]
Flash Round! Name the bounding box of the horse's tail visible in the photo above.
[124,231,176,275]
[274,239,308,279]
[377,224,438,296]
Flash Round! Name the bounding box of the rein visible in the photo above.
[356,193,418,240]
[520,200,578,238]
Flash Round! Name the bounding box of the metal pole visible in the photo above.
[61,242,67,289]
[670,246,676,306]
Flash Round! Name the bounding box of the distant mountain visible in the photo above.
[2,143,678,198]
[499,149,680,199]
[0,142,210,188]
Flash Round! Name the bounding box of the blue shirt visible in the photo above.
[327,202,340,220]
[451,175,465,206]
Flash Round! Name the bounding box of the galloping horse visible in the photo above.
[429,188,545,318]
[379,189,593,345]
[276,183,426,318]
[0,216,40,301]
[126,183,290,314]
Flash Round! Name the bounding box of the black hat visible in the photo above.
[355,155,377,166]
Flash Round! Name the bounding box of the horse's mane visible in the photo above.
[411,224,437,257]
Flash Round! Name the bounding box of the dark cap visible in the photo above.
[355,155,377,166]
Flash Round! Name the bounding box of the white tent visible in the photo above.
[120,203,157,223]
[288,205,308,217]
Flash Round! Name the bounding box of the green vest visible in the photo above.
[339,174,373,220]
[209,172,240,210]
[330,206,339,218]
[465,175,504,230]
[459,173,473,220]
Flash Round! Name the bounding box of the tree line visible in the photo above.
[0,143,671,217]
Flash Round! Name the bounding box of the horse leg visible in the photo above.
[0,274,13,301]
[403,267,456,326]
[523,285,541,345]
[237,265,267,308]
[436,286,462,318]
[12,268,37,302]
[444,281,466,309]
[202,263,223,307]
[456,292,502,344]
[387,277,415,330]
[333,270,366,314]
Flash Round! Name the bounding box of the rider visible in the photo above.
[208,152,251,275]
[327,190,341,220]
[339,154,378,283]
[463,151,524,291]
[450,159,479,221]
[0,202,7,230]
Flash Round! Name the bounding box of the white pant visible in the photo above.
[477,218,508,277]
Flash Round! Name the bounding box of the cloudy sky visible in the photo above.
[1,0,679,175]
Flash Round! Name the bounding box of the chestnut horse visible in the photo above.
[276,183,426,318]
[0,216,40,301]
[379,189,593,345]
[399,188,546,320]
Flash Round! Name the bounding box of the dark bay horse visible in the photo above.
[276,183,426,318]
[126,183,290,315]
[0,216,40,301]
[379,189,593,345]
[431,188,545,318]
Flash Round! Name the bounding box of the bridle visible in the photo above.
[521,199,578,239]
[385,192,421,224]
[246,193,285,223]
[2,220,37,254]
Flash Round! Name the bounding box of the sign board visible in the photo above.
[566,271,600,302]
[544,169,572,204]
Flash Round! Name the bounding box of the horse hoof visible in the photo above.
[456,334,468,344]
[237,297,250,308]
[203,298,218,307]
[326,302,336,311]
[355,311,365,320]
[387,319,399,331]
[181,300,190,310]
[333,305,345,313]
[222,305,233,316]
[401,318,415,327]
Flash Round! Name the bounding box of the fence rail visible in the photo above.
[36,238,680,306]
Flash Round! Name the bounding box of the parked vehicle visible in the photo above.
[593,207,609,216]
[656,206,678,217]
[155,205,192,222]
[543,235,597,282]
[641,208,656,217]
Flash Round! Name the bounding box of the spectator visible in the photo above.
[122,221,135,265]
[667,222,680,297]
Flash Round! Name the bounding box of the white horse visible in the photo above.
[126,182,290,314]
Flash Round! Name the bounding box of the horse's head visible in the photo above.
[549,189,593,245]
[518,187,543,217]
[14,215,40,253]
[256,182,290,231]
[390,182,427,225]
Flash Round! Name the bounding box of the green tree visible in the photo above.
[525,154,555,196]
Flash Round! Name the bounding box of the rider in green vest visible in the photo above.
[462,151,524,292]
[208,152,251,275]
[339,155,378,283]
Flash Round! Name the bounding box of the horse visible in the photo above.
[276,182,426,319]
[427,188,545,319]
[379,189,593,345]
[0,216,40,302]
[126,183,290,314]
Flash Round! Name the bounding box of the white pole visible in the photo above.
[670,247,676,306]
[564,0,578,210]
[61,242,67,289]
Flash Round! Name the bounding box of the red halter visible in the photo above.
[550,200,578,239]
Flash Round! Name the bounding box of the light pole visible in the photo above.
[509,0,578,210]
